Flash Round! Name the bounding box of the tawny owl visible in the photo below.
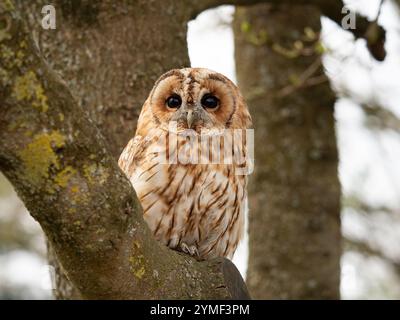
[118,68,252,260]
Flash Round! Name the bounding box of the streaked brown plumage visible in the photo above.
[119,68,252,260]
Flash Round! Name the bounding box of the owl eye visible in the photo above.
[166,94,182,108]
[201,94,219,109]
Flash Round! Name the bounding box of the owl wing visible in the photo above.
[118,134,143,179]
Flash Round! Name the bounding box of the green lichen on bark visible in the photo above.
[17,131,65,187]
[83,163,109,185]
[0,42,24,70]
[54,166,78,187]
[128,255,146,279]
[128,240,147,279]
[1,43,14,63]
[13,71,49,112]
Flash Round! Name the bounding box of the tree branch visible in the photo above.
[191,0,386,61]
[0,1,249,299]
[362,104,400,133]
[345,238,400,275]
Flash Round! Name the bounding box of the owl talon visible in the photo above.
[180,242,199,258]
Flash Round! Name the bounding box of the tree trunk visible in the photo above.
[233,3,341,299]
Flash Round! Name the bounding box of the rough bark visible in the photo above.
[17,0,193,159]
[0,1,249,299]
[233,4,341,299]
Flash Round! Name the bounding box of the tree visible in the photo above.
[0,0,386,299]
[233,2,386,298]
[233,3,341,299]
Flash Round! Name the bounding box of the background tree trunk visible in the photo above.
[233,3,341,299]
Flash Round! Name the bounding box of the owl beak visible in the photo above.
[187,110,195,129]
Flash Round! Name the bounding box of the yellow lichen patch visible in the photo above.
[18,131,65,186]
[128,255,146,279]
[83,163,109,185]
[13,71,49,112]
[128,240,146,279]
[0,44,14,85]
[69,190,90,209]
[68,184,92,211]
[19,40,27,49]
[69,207,77,214]
[0,44,14,63]
[54,166,77,188]
[15,50,24,67]
[0,42,25,71]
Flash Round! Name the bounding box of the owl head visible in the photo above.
[138,68,252,135]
